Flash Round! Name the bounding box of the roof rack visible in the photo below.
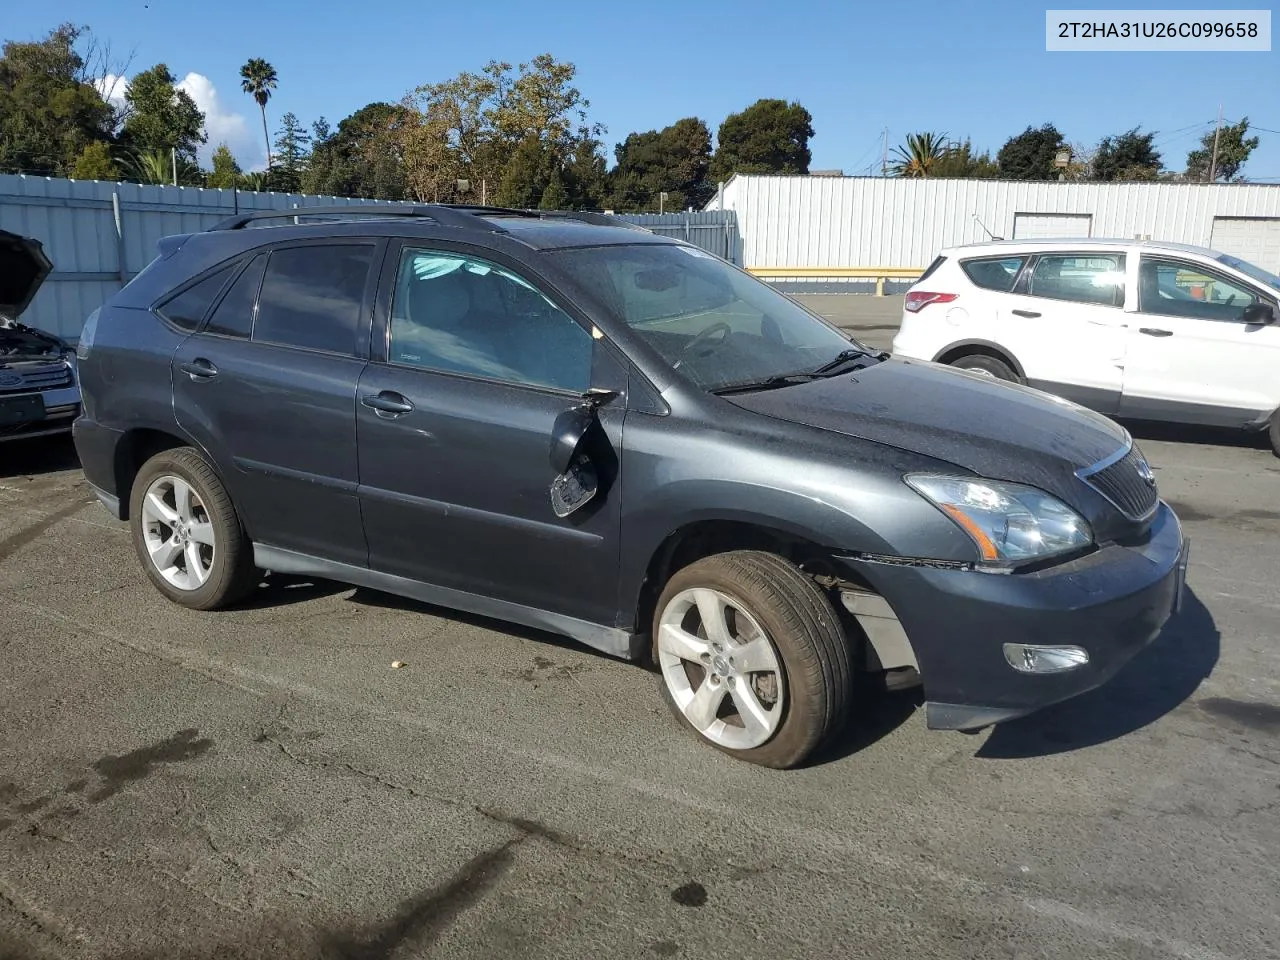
[208,204,503,233]
[207,203,652,235]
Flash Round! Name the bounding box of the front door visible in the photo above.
[995,251,1129,413]
[172,240,383,565]
[1120,254,1280,426]
[355,244,626,626]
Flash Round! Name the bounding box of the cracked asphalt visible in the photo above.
[2,307,1279,959]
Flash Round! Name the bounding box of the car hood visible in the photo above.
[0,229,52,321]
[723,356,1139,532]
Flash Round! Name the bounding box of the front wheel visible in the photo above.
[129,447,259,610]
[1269,411,1279,458]
[651,551,854,769]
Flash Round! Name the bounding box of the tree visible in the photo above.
[302,102,408,199]
[267,111,310,192]
[1186,118,1260,182]
[0,23,115,176]
[709,99,814,181]
[238,170,268,192]
[121,147,200,186]
[120,63,205,160]
[889,132,949,178]
[239,57,277,168]
[71,140,120,180]
[997,123,1067,180]
[1092,127,1161,181]
[931,139,1000,178]
[206,143,241,188]
[609,117,713,211]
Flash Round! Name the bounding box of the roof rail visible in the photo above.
[207,204,505,233]
[537,210,652,232]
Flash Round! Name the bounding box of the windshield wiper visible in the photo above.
[810,348,875,375]
[710,373,820,395]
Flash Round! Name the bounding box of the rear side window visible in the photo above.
[205,254,266,338]
[254,244,376,355]
[1027,254,1126,307]
[961,256,1026,292]
[155,263,237,330]
[916,255,947,285]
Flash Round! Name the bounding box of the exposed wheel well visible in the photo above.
[113,429,192,520]
[933,342,1023,378]
[636,520,873,638]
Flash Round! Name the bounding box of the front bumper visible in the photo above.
[0,382,81,442]
[841,502,1187,731]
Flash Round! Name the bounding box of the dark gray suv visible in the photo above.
[72,205,1189,768]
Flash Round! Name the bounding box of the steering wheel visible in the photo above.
[673,322,732,369]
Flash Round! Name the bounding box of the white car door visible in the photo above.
[993,251,1129,414]
[1119,254,1280,428]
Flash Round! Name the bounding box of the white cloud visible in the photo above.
[177,72,264,171]
[95,73,129,111]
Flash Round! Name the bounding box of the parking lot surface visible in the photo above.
[2,299,1278,960]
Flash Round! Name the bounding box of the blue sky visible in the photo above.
[10,0,1280,178]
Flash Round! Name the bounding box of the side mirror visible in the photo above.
[1242,302,1276,325]
[548,389,619,518]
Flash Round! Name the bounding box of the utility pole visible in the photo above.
[171,147,177,186]
[881,127,889,176]
[1208,104,1223,183]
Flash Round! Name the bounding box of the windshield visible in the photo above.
[1217,253,1280,291]
[550,243,863,390]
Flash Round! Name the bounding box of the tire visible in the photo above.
[128,446,258,610]
[1270,411,1280,458]
[950,353,1018,383]
[651,550,854,769]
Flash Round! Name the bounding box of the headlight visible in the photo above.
[905,474,1092,566]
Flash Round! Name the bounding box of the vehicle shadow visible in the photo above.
[807,680,923,766]
[0,435,81,478]
[1121,417,1271,452]
[975,586,1219,759]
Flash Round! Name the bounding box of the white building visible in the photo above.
[708,174,1280,292]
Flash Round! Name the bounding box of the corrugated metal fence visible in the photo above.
[0,174,740,339]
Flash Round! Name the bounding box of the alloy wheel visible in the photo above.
[140,474,216,590]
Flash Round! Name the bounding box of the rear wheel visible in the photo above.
[1269,411,1279,458]
[129,447,258,610]
[950,353,1018,382]
[651,550,853,769]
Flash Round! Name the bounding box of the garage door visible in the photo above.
[1210,217,1280,273]
[1012,213,1093,239]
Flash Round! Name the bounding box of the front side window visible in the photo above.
[1140,257,1265,322]
[1026,254,1126,307]
[254,244,375,354]
[961,256,1026,292]
[387,248,592,393]
[156,262,237,330]
[549,243,857,391]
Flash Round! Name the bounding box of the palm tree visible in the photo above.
[889,132,949,178]
[121,149,200,186]
[240,58,279,169]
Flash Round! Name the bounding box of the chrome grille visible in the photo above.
[0,363,73,395]
[1076,443,1159,522]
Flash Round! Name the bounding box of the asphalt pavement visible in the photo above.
[1,297,1278,960]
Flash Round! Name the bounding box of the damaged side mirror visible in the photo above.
[549,389,618,518]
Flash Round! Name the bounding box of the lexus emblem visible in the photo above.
[0,374,21,387]
[1136,458,1155,486]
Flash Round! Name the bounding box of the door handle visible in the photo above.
[361,390,415,417]
[179,358,218,380]
[1012,309,1041,318]
[1139,327,1173,337]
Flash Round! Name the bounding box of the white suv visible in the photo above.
[891,239,1280,455]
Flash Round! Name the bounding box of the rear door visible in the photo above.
[355,242,626,626]
[172,239,384,566]
[1119,254,1280,426]
[993,250,1129,413]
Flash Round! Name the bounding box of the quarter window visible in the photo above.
[1027,254,1126,307]
[254,244,376,354]
[387,248,592,393]
[1138,257,1265,322]
[204,254,266,338]
[961,256,1026,292]
[156,263,237,330]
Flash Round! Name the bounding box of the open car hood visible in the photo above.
[0,228,52,321]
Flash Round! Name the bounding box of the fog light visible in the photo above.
[1002,643,1089,674]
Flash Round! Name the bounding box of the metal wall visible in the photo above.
[711,175,1280,291]
[615,211,741,264]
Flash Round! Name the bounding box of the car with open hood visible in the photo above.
[71,205,1189,768]
[1,228,82,442]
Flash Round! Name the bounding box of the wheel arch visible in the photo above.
[931,339,1025,379]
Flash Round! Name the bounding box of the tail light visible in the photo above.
[904,291,958,313]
